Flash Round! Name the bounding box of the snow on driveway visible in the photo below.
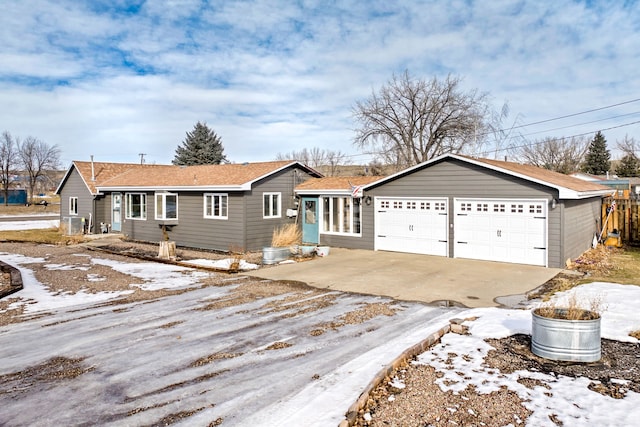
[0,251,460,426]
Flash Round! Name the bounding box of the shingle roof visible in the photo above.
[467,156,611,193]
[72,161,144,194]
[97,161,315,190]
[296,175,383,191]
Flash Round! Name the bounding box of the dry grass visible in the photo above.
[271,223,301,247]
[0,227,84,245]
[530,245,640,301]
[534,293,603,320]
[630,330,640,339]
[0,197,60,215]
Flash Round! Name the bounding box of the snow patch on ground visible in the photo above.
[415,282,640,427]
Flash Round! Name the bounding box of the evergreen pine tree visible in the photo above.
[615,154,640,177]
[581,131,611,175]
[172,122,227,165]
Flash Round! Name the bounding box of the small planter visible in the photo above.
[298,245,317,256]
[315,246,330,257]
[262,247,291,265]
[531,308,601,362]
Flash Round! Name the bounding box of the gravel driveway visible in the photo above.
[0,241,459,426]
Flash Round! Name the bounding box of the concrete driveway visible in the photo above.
[248,248,561,308]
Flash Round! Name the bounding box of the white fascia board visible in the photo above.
[295,189,354,196]
[560,189,616,199]
[97,184,250,192]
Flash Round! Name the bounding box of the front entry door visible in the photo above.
[301,197,319,244]
[112,193,122,232]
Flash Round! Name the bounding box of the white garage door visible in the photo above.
[454,199,547,266]
[375,197,448,256]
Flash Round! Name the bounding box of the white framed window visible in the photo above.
[204,193,228,219]
[125,193,147,220]
[69,197,78,215]
[321,196,361,235]
[155,192,178,220]
[263,192,281,218]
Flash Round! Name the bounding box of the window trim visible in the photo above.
[69,197,78,215]
[263,192,281,219]
[320,196,362,236]
[204,193,228,220]
[155,192,178,221]
[125,193,147,220]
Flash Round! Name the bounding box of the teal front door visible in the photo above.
[301,197,319,244]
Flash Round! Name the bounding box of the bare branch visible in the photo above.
[353,71,489,167]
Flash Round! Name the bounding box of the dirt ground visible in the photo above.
[1,240,639,426]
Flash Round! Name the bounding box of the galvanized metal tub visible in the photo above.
[531,308,601,362]
[262,247,290,265]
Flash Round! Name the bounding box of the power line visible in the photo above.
[487,119,640,156]
[509,97,640,130]
[516,111,640,139]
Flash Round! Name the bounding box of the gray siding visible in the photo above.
[561,198,601,262]
[245,168,307,250]
[116,166,314,252]
[58,168,94,232]
[93,195,111,231]
[159,192,246,251]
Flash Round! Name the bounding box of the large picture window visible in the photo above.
[69,197,78,215]
[263,192,281,218]
[321,196,361,235]
[155,192,178,220]
[204,193,228,219]
[125,193,147,220]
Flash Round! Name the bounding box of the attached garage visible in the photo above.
[295,154,612,268]
[454,198,547,266]
[375,197,448,256]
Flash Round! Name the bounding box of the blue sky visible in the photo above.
[1,0,639,166]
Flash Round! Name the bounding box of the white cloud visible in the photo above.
[1,0,640,165]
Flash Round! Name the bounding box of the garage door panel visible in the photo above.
[375,197,448,257]
[454,198,547,266]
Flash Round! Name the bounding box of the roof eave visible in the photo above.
[97,184,251,192]
[558,189,614,199]
[245,161,323,187]
[295,189,355,196]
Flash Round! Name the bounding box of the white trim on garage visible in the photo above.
[374,197,448,256]
[453,198,548,266]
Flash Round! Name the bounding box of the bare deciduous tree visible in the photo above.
[275,147,351,176]
[18,136,61,203]
[1,131,19,206]
[352,71,489,169]
[482,101,526,159]
[513,136,589,174]
[616,134,639,159]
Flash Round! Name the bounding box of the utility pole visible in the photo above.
[138,153,146,164]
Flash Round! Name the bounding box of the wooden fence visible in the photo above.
[601,198,640,244]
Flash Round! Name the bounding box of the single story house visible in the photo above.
[295,154,612,268]
[55,160,321,251]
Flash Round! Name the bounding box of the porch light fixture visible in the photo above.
[550,198,557,209]
[364,196,372,205]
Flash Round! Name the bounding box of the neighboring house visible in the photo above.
[0,189,27,205]
[629,178,640,198]
[55,160,321,251]
[296,154,612,268]
[570,172,630,199]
